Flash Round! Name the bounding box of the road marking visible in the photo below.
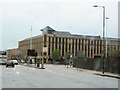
[46,69,56,74]
[58,74,64,76]
[16,72,20,74]
[46,69,67,76]
[13,68,16,71]
[32,68,35,70]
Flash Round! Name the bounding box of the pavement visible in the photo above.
[22,63,120,79]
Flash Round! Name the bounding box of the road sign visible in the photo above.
[43,47,47,53]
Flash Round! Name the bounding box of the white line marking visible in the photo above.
[16,72,20,74]
[32,68,35,70]
[13,68,16,71]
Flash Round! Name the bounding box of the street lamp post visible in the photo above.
[105,17,109,58]
[93,5,105,74]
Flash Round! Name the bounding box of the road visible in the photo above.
[1,64,119,88]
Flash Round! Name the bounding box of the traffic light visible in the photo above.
[34,51,38,57]
[27,49,35,56]
[2,52,7,55]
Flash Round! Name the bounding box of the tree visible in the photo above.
[111,50,120,57]
[64,51,73,59]
[51,50,61,61]
[106,50,120,57]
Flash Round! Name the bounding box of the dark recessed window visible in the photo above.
[59,38,61,51]
[55,37,57,49]
[66,38,68,52]
[52,37,54,52]
[72,39,74,54]
[79,39,80,51]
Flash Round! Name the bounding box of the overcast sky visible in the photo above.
[0,0,119,50]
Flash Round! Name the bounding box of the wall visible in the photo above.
[73,57,120,74]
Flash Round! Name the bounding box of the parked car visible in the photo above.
[6,60,15,67]
[11,60,18,65]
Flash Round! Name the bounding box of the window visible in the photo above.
[82,39,84,51]
[44,35,47,47]
[100,40,102,54]
[55,37,57,49]
[72,39,74,54]
[52,37,54,52]
[66,38,68,52]
[59,38,61,51]
[79,39,80,51]
[85,39,87,57]
[69,39,71,51]
[94,40,96,54]
[97,40,99,54]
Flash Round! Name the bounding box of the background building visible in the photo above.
[7,48,20,60]
[18,26,120,63]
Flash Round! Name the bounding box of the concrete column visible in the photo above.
[77,39,79,51]
[96,40,97,54]
[42,36,44,64]
[67,38,69,52]
[64,38,66,56]
[102,40,104,56]
[109,41,111,56]
[71,39,72,53]
[46,36,49,63]
[83,39,85,56]
[92,40,94,58]
[86,39,88,58]
[80,39,82,51]
[74,39,76,57]
[99,40,100,54]
[89,40,91,58]
[50,37,52,57]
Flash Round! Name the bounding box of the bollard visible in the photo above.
[41,64,44,68]
[37,62,40,67]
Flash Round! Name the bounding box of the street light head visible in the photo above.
[106,17,109,19]
[93,5,98,7]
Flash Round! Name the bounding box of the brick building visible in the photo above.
[18,26,120,63]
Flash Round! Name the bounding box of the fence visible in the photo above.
[73,57,120,74]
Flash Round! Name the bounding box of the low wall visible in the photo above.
[73,57,120,74]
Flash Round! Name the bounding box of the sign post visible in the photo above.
[41,47,47,69]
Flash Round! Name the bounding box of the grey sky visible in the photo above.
[0,0,119,50]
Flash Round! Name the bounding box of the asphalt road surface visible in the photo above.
[1,64,119,88]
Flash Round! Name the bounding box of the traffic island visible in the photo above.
[38,67,45,69]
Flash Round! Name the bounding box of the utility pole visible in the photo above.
[30,25,32,50]
[105,17,109,58]
[93,5,106,74]
[30,25,32,64]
